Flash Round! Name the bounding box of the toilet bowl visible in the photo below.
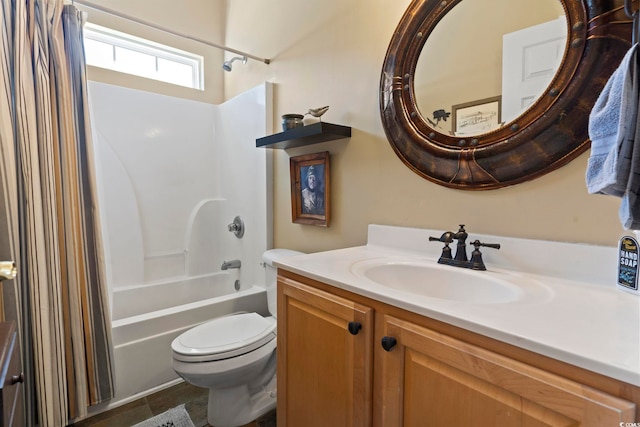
[171,249,303,427]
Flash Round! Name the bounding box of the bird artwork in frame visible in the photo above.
[290,151,330,227]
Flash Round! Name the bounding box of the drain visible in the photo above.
[234,280,241,291]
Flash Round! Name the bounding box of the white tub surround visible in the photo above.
[274,224,639,387]
[89,82,273,407]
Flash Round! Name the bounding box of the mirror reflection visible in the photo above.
[414,0,567,137]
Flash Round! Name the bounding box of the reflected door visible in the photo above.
[502,16,567,123]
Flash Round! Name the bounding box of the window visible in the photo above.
[83,23,204,90]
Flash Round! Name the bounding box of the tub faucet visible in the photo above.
[221,259,241,270]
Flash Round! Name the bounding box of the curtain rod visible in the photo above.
[71,0,271,65]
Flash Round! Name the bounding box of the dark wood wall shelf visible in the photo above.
[256,122,351,149]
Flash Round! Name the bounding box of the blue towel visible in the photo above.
[586,43,640,229]
[586,44,638,196]
[620,85,640,229]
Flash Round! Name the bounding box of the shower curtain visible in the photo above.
[0,1,114,425]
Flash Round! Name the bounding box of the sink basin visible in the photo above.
[351,260,528,303]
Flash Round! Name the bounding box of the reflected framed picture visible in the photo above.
[290,151,330,227]
[452,96,502,135]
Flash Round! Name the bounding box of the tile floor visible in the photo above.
[68,381,276,427]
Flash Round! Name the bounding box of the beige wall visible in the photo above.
[80,0,623,253]
[224,0,622,253]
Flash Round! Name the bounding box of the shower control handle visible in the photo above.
[227,216,244,238]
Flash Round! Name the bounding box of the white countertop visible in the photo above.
[274,224,640,386]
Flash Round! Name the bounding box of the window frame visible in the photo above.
[83,23,204,90]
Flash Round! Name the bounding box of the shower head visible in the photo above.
[222,56,247,72]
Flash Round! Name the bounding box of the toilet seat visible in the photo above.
[172,312,276,363]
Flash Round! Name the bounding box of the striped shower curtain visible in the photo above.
[0,0,114,425]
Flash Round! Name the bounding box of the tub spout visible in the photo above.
[221,259,241,270]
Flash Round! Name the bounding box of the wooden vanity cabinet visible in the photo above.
[277,274,374,427]
[376,314,635,426]
[277,270,640,427]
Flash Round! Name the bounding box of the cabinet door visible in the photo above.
[278,275,373,427]
[375,314,636,427]
[0,322,23,427]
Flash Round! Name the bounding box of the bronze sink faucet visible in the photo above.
[429,225,500,271]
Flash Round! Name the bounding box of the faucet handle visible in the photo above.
[469,240,500,270]
[429,233,454,260]
[471,240,500,250]
[429,231,454,244]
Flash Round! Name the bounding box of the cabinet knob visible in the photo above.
[381,336,397,351]
[347,321,362,335]
[10,373,23,385]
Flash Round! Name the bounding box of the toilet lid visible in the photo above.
[172,313,276,361]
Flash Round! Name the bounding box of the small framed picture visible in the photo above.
[290,151,330,227]
[452,96,502,135]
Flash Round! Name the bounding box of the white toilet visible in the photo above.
[171,249,303,427]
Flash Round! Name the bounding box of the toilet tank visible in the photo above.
[262,249,304,318]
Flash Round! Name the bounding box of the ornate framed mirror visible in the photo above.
[380,0,631,190]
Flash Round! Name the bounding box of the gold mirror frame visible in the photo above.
[380,0,631,190]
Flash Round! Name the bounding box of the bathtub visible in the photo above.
[107,272,270,407]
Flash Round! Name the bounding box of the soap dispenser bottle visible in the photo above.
[617,235,640,295]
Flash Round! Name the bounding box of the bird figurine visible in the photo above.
[304,106,330,121]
